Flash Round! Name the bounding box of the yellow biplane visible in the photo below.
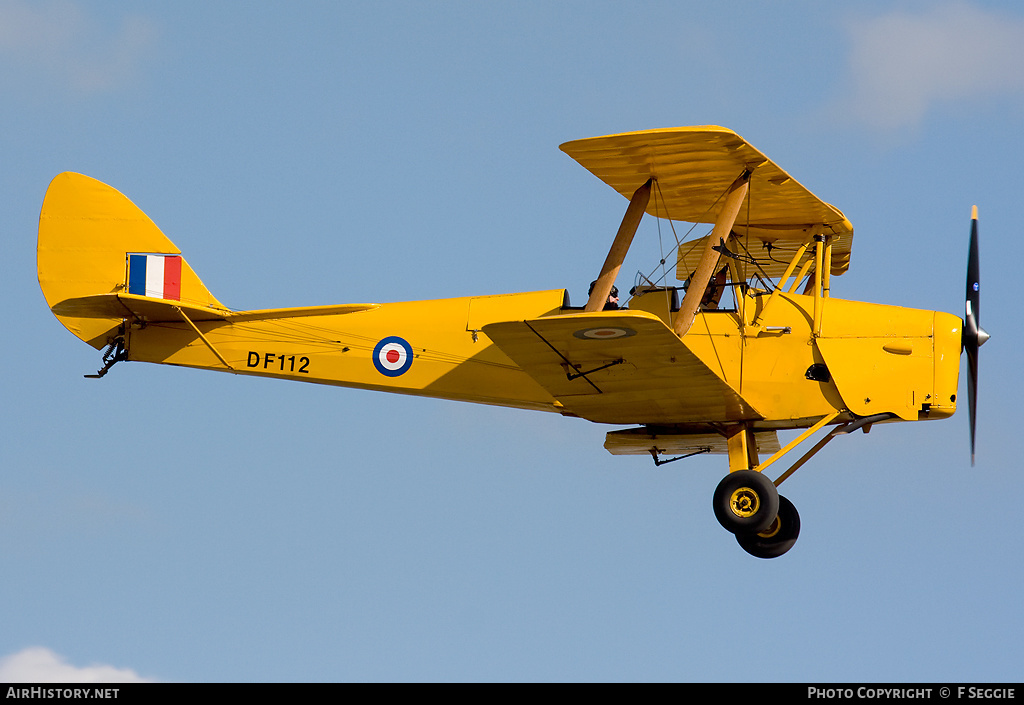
[37,126,988,558]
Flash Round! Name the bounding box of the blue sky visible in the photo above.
[1,0,1021,682]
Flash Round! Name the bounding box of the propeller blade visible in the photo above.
[967,337,978,465]
[966,207,979,323]
[964,206,988,465]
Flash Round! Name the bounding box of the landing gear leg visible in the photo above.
[713,426,780,534]
[713,414,845,558]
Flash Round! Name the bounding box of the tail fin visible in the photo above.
[38,172,226,349]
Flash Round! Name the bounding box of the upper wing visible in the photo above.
[560,126,853,275]
[674,230,850,282]
[482,310,762,425]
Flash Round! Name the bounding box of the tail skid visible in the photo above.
[84,331,127,378]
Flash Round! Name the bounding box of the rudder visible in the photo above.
[37,172,226,349]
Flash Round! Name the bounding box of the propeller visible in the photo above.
[964,206,990,465]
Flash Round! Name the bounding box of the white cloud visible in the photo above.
[0,647,155,683]
[0,0,156,95]
[839,2,1024,129]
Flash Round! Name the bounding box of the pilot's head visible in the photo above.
[588,281,619,301]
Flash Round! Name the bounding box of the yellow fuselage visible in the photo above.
[125,286,961,431]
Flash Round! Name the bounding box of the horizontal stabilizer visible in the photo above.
[227,303,379,322]
[51,293,231,322]
[51,293,379,324]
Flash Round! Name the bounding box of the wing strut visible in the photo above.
[674,170,750,337]
[753,409,842,476]
[585,178,652,312]
[174,306,234,370]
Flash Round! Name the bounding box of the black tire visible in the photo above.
[712,470,779,534]
[736,495,801,559]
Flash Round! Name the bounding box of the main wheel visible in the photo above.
[736,495,801,559]
[712,469,779,535]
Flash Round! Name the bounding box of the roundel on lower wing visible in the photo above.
[572,327,637,340]
[372,336,414,377]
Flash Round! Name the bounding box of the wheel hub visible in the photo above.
[757,515,782,539]
[729,487,760,518]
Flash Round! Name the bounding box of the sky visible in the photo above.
[1,0,1021,683]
